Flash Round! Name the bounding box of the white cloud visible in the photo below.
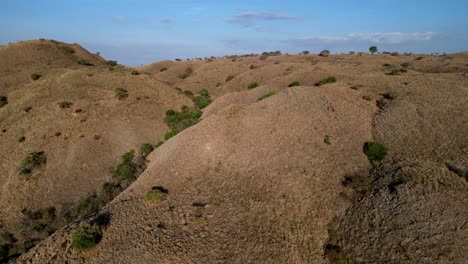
[226,11,299,31]
[291,32,435,45]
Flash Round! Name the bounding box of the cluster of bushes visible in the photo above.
[164,107,202,132]
[315,76,336,86]
[258,91,277,101]
[247,82,259,89]
[131,70,140,76]
[193,89,212,109]
[0,207,58,261]
[19,151,46,175]
[114,151,138,181]
[115,88,128,100]
[0,96,7,108]
[71,224,102,251]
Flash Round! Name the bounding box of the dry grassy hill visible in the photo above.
[1,40,467,263]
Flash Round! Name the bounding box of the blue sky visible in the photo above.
[1,0,467,65]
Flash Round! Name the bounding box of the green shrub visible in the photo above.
[387,68,407,75]
[20,151,46,175]
[199,89,210,97]
[226,75,235,82]
[258,91,277,101]
[31,73,41,80]
[193,89,213,109]
[324,135,331,145]
[288,81,300,87]
[369,46,378,55]
[197,98,212,109]
[55,132,61,137]
[114,151,137,181]
[164,130,178,140]
[58,101,73,109]
[155,141,164,148]
[383,63,392,67]
[145,189,167,202]
[160,67,168,72]
[71,224,102,251]
[303,50,310,55]
[0,96,7,108]
[140,143,154,157]
[0,244,8,261]
[247,82,259,89]
[315,76,336,86]
[76,58,92,66]
[18,136,26,143]
[164,108,202,131]
[101,182,121,201]
[115,88,128,100]
[363,142,387,161]
[131,70,140,75]
[179,68,193,79]
[107,60,118,66]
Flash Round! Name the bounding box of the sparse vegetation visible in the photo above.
[324,135,331,145]
[183,90,194,97]
[258,91,277,101]
[114,150,137,181]
[362,95,373,101]
[289,81,300,87]
[0,96,7,108]
[115,88,128,100]
[58,101,73,109]
[315,76,336,86]
[20,151,46,175]
[193,89,212,109]
[369,46,378,55]
[55,132,61,137]
[164,107,202,131]
[145,187,168,202]
[363,142,387,161]
[18,136,26,143]
[59,45,75,54]
[250,65,256,69]
[71,224,102,251]
[247,82,259,89]
[382,92,399,100]
[31,73,41,80]
[76,58,93,66]
[131,70,140,75]
[107,60,118,66]
[164,130,178,140]
[140,143,154,157]
[179,67,193,79]
[160,67,168,72]
[303,50,310,55]
[387,68,407,75]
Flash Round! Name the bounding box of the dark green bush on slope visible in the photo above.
[193,89,213,109]
[315,76,336,86]
[114,151,137,181]
[363,142,387,161]
[71,224,102,251]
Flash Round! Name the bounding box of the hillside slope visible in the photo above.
[1,43,467,263]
